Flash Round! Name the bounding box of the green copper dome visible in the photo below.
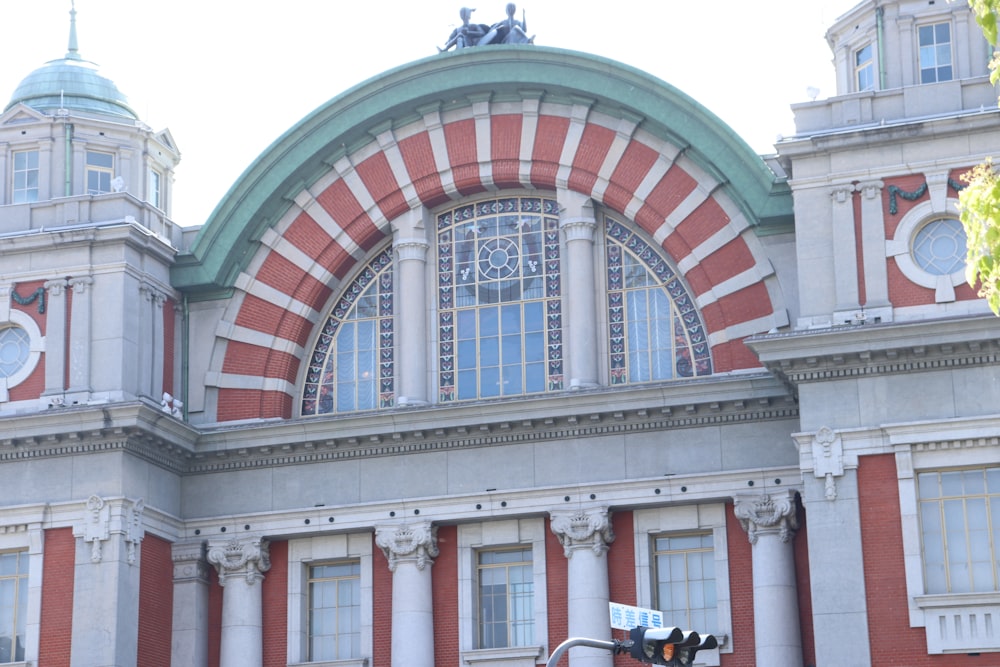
[4,5,137,120]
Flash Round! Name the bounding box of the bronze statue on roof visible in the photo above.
[439,4,535,52]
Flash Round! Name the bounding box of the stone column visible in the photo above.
[43,279,67,397]
[733,490,802,667]
[375,522,438,667]
[393,209,430,406]
[70,496,145,667]
[207,536,270,667]
[550,507,615,667]
[557,190,599,389]
[66,276,93,403]
[171,541,211,667]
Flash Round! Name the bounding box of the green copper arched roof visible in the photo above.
[172,46,791,296]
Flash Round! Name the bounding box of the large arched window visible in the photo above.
[301,249,393,416]
[437,197,563,402]
[605,218,711,383]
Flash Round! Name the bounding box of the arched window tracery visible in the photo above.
[605,218,712,383]
[301,248,394,416]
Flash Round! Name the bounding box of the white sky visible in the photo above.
[1,0,861,228]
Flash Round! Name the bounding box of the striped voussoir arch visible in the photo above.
[208,97,787,422]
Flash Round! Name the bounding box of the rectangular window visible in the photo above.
[653,533,717,633]
[308,561,361,661]
[0,550,28,664]
[478,548,534,649]
[12,151,39,204]
[149,169,162,209]
[855,43,875,91]
[918,467,1000,594]
[918,22,953,83]
[86,150,114,195]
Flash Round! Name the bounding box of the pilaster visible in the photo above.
[171,541,210,667]
[66,276,94,403]
[43,279,67,397]
[70,495,145,667]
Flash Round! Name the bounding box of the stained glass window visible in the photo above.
[606,218,711,383]
[302,249,394,415]
[437,197,563,402]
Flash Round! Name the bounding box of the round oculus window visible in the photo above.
[912,217,967,276]
[0,326,31,379]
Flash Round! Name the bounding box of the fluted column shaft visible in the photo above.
[207,536,270,667]
[375,522,438,667]
[550,507,615,667]
[734,490,802,667]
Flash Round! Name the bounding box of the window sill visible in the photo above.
[461,645,543,666]
[914,593,1000,654]
[288,659,368,667]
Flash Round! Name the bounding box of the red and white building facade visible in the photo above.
[0,1,999,666]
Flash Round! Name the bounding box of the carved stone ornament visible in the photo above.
[84,495,110,562]
[734,490,799,545]
[550,507,615,558]
[207,536,271,586]
[375,522,439,572]
[124,498,145,565]
[812,426,844,501]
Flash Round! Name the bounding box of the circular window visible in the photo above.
[912,217,967,276]
[0,326,31,378]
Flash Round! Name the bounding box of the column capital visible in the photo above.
[69,276,94,293]
[394,238,430,262]
[207,536,271,586]
[44,279,67,296]
[375,521,438,572]
[559,216,598,242]
[734,489,799,544]
[550,506,614,558]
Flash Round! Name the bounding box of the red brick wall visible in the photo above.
[609,511,637,667]
[544,518,568,664]
[858,454,984,666]
[263,540,288,667]
[723,502,754,667]
[9,280,47,401]
[207,565,222,667]
[39,527,75,667]
[137,534,174,667]
[433,525,459,666]
[372,535,393,667]
[794,501,815,667]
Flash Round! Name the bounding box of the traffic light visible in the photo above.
[627,626,718,665]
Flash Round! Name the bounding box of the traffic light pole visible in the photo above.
[545,637,626,667]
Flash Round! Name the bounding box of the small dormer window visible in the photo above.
[86,150,114,195]
[855,44,875,92]
[918,22,953,83]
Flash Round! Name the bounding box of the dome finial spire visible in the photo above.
[66,1,81,60]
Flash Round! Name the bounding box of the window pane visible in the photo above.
[478,548,534,648]
[919,468,1000,594]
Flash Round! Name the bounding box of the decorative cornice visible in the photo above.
[375,522,438,571]
[550,507,614,558]
[733,489,798,544]
[0,381,798,475]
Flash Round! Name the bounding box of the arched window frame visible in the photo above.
[603,216,712,384]
[301,248,394,416]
